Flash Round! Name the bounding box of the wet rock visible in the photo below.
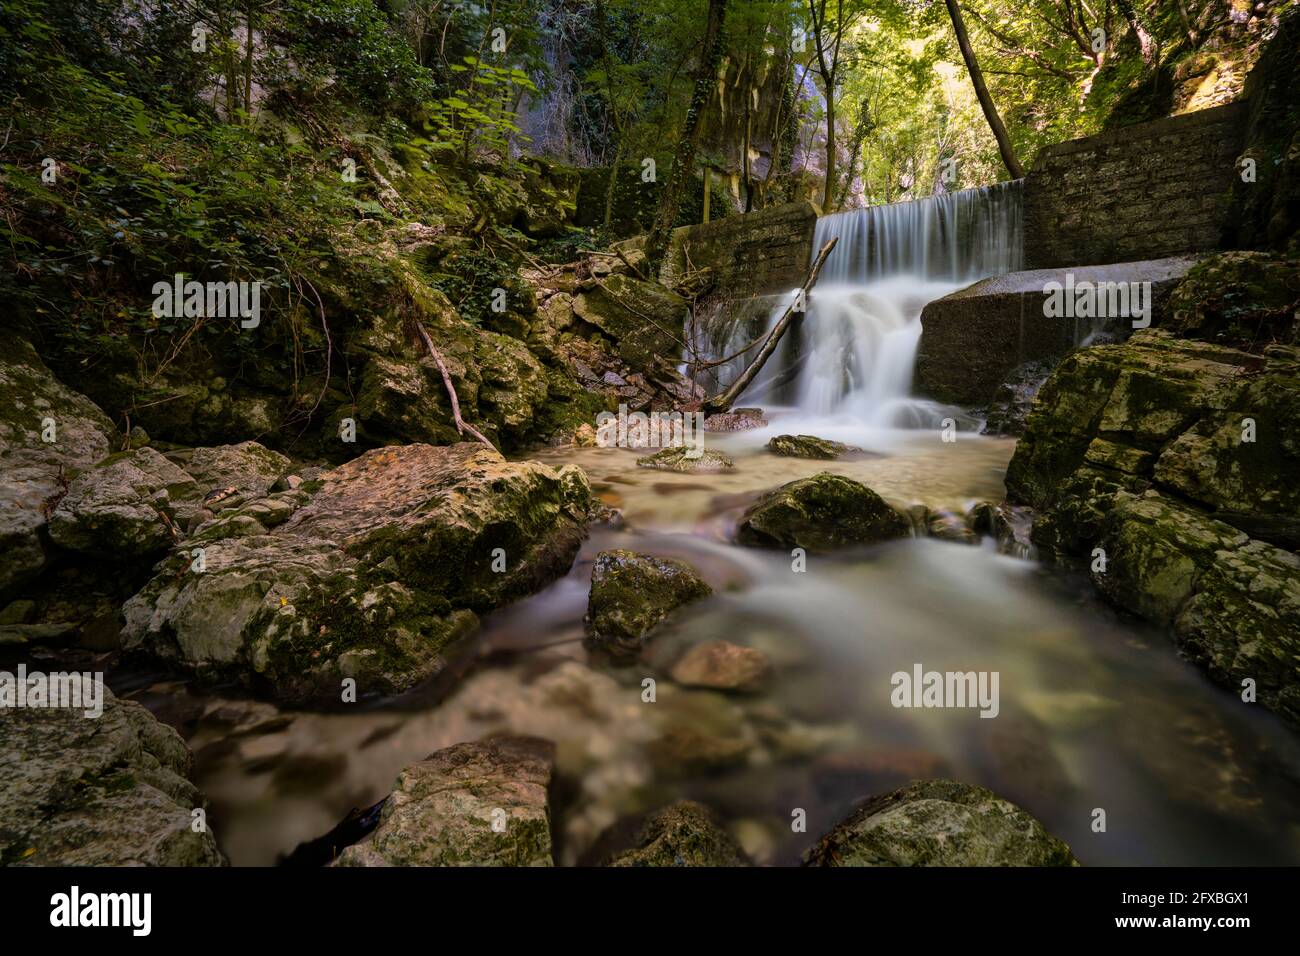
[982,359,1054,437]
[605,801,749,867]
[0,334,117,598]
[766,434,860,459]
[804,779,1078,867]
[123,444,591,706]
[0,686,224,866]
[736,472,909,552]
[670,640,771,692]
[584,550,712,656]
[647,724,752,776]
[335,736,555,867]
[926,508,978,545]
[636,446,735,473]
[48,447,196,557]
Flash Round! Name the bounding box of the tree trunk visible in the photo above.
[822,84,836,211]
[1116,0,1156,64]
[643,0,729,275]
[701,237,838,414]
[943,0,1024,179]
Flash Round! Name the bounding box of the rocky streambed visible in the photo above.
[5,252,1300,869]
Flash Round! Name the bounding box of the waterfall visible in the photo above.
[693,182,1023,426]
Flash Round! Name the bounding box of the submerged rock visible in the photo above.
[605,801,749,867]
[0,686,224,866]
[636,446,735,473]
[803,779,1078,867]
[670,640,771,692]
[766,434,860,459]
[735,472,909,552]
[704,408,767,432]
[584,550,712,656]
[123,443,591,706]
[335,736,555,867]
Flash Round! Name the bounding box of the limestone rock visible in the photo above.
[335,736,555,866]
[605,801,749,867]
[169,441,291,499]
[803,779,1077,867]
[123,444,591,705]
[0,334,118,598]
[0,686,224,866]
[573,274,688,371]
[48,447,196,556]
[736,473,909,552]
[584,550,711,656]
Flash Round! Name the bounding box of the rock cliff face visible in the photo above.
[1006,253,1300,723]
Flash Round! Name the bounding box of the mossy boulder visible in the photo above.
[48,447,197,557]
[1164,251,1299,347]
[636,446,734,473]
[766,434,860,459]
[122,444,592,705]
[335,736,555,867]
[572,274,689,371]
[0,685,224,866]
[168,441,291,499]
[803,779,1078,867]
[1006,332,1249,509]
[584,550,712,656]
[736,473,909,552]
[605,801,749,867]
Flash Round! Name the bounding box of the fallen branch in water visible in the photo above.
[699,236,839,415]
[413,321,496,449]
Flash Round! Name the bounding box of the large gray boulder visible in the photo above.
[123,443,591,705]
[335,736,555,866]
[48,447,197,557]
[0,334,117,598]
[804,779,1077,867]
[0,685,224,866]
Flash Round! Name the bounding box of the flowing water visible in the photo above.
[121,186,1300,866]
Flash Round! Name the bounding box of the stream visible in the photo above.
[116,185,1300,867]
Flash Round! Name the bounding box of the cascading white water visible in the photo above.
[694,182,1023,429]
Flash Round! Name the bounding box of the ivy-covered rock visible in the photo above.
[1164,251,1299,347]
[803,779,1078,867]
[766,434,860,459]
[584,550,712,656]
[736,473,909,552]
[122,443,591,705]
[335,736,555,867]
[605,801,749,867]
[0,685,225,866]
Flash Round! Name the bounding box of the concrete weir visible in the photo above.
[915,257,1201,406]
